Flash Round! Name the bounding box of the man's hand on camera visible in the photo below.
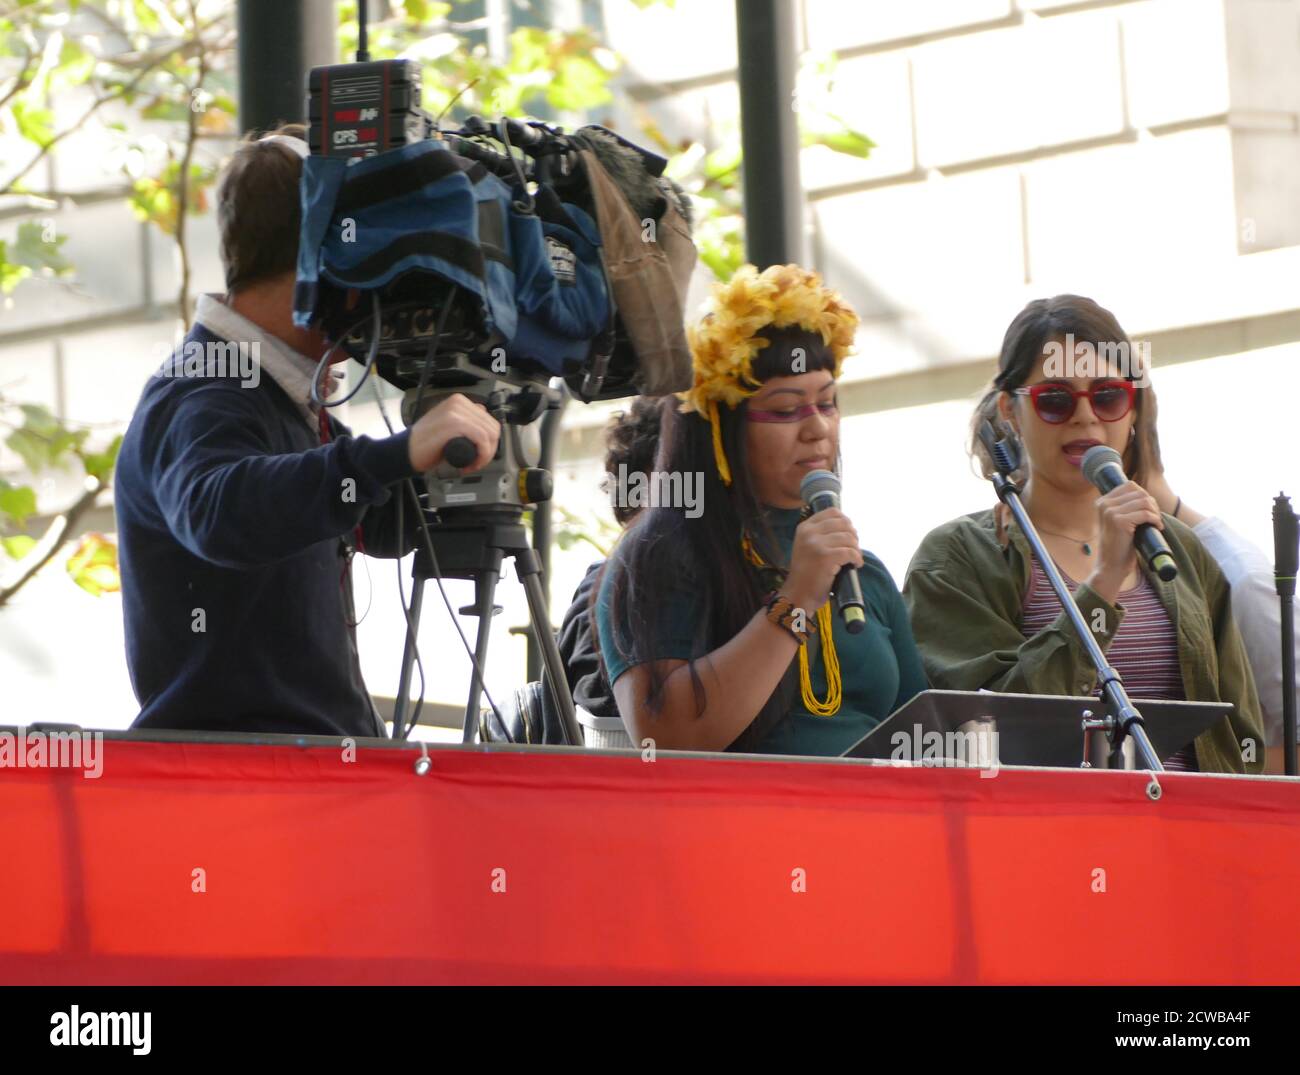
[407,394,500,474]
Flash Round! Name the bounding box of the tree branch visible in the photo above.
[0,475,105,609]
[0,13,227,197]
[0,41,37,113]
[173,0,205,324]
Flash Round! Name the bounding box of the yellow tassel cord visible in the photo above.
[743,533,842,716]
[709,399,732,486]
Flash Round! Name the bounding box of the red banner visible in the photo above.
[2,738,1297,984]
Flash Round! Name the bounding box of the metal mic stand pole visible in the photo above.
[1273,494,1298,776]
[983,431,1164,772]
[1281,589,1296,777]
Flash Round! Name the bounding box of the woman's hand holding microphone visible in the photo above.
[782,509,864,616]
[1087,481,1164,605]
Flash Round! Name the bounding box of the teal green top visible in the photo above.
[594,506,928,756]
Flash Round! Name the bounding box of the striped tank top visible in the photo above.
[1021,558,1197,771]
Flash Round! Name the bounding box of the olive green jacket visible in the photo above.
[902,506,1264,774]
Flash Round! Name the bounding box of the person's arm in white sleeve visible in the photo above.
[1193,515,1295,772]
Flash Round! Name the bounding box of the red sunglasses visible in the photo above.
[1013,379,1136,424]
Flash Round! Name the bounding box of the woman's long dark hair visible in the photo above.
[970,294,1153,485]
[599,326,838,752]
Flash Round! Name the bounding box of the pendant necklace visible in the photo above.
[1036,525,1098,557]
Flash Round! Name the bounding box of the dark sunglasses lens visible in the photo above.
[1034,388,1074,423]
[1092,383,1132,421]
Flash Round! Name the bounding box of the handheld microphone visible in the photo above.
[799,469,866,634]
[1080,445,1177,582]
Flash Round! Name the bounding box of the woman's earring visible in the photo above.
[1129,427,1136,442]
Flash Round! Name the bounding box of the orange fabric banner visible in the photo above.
[1,738,1297,984]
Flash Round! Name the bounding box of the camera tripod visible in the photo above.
[391,500,582,745]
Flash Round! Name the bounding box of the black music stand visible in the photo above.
[842,689,1233,769]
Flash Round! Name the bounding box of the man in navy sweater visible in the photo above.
[115,126,499,738]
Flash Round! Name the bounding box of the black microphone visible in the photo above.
[1080,445,1177,582]
[799,469,866,634]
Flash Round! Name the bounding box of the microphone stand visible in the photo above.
[979,424,1164,771]
[1273,494,1298,776]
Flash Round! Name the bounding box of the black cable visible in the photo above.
[362,288,504,739]
[380,297,454,739]
[409,288,457,437]
[387,481,426,736]
[497,117,535,213]
[310,292,383,412]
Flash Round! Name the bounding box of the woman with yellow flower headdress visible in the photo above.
[593,264,927,755]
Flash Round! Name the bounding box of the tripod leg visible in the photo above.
[516,549,582,747]
[462,567,500,743]
[391,573,426,739]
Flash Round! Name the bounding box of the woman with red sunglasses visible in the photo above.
[903,295,1263,774]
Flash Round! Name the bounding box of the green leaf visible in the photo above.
[0,241,33,293]
[697,225,746,282]
[703,144,743,183]
[11,98,55,146]
[132,0,162,35]
[18,402,59,435]
[2,534,36,560]
[803,128,876,158]
[141,98,191,123]
[400,0,450,22]
[51,427,90,461]
[78,434,123,483]
[54,36,96,87]
[11,220,72,276]
[66,532,119,596]
[5,405,88,471]
[5,427,49,472]
[546,55,612,112]
[0,483,38,526]
[18,402,54,428]
[130,159,218,235]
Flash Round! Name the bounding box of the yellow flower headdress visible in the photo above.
[677,263,859,485]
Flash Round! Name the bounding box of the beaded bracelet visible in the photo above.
[764,591,815,644]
